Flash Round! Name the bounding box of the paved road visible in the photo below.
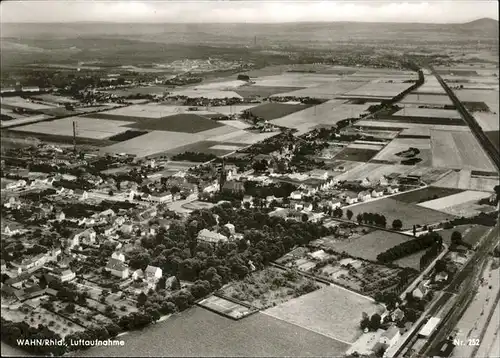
[429,65,500,171]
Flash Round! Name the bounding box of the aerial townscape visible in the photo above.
[0,1,499,358]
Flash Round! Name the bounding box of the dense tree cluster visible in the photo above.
[377,232,443,263]
[355,212,388,228]
[419,242,444,271]
[171,151,217,163]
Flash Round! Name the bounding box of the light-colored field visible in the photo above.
[253,73,340,88]
[373,138,431,164]
[473,112,499,131]
[1,96,56,110]
[418,190,492,210]
[31,94,79,104]
[99,104,217,118]
[271,81,368,99]
[392,108,462,119]
[455,89,499,113]
[216,119,252,129]
[211,105,258,115]
[209,144,241,151]
[347,143,385,151]
[340,82,412,99]
[207,129,279,144]
[332,162,413,182]
[263,285,382,344]
[194,80,247,90]
[433,171,499,192]
[168,89,243,99]
[356,120,470,132]
[413,75,446,94]
[0,114,53,128]
[347,198,455,229]
[13,116,131,139]
[430,130,496,172]
[271,101,371,134]
[401,94,453,106]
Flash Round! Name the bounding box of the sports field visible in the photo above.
[263,285,382,344]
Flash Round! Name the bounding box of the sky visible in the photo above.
[1,1,498,24]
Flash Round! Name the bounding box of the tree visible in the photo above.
[392,219,403,230]
[137,292,148,306]
[65,303,75,314]
[451,231,463,245]
[333,207,343,218]
[356,214,363,224]
[413,225,417,237]
[347,210,353,221]
[171,276,181,290]
[369,313,381,331]
[301,213,309,222]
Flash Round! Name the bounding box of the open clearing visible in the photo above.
[13,116,130,139]
[321,230,411,262]
[430,130,496,172]
[473,112,499,131]
[244,103,310,120]
[391,186,465,204]
[401,93,453,106]
[346,198,454,229]
[271,81,368,99]
[392,108,461,119]
[263,285,382,344]
[127,113,224,133]
[372,137,431,166]
[418,190,492,211]
[78,306,349,357]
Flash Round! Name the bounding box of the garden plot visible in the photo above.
[346,198,454,229]
[372,137,431,166]
[220,266,323,310]
[13,116,131,139]
[339,82,412,99]
[1,96,56,110]
[271,101,371,133]
[271,81,368,99]
[473,112,499,131]
[401,94,453,106]
[430,130,496,172]
[263,285,383,344]
[392,108,461,119]
[167,89,243,99]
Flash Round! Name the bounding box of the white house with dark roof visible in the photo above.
[197,229,228,245]
[106,258,129,278]
[386,186,399,194]
[111,251,125,262]
[358,191,372,202]
[379,326,401,349]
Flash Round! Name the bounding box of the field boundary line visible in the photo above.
[260,310,354,345]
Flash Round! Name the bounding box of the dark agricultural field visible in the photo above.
[485,130,499,152]
[333,147,380,162]
[107,130,149,142]
[151,140,248,158]
[5,129,114,147]
[391,186,465,204]
[379,116,465,126]
[127,114,223,133]
[243,103,310,121]
[235,86,305,98]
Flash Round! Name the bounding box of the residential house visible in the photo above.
[79,228,97,245]
[145,265,162,281]
[413,281,429,299]
[386,186,399,194]
[379,326,401,349]
[120,221,134,234]
[435,271,449,282]
[4,196,21,209]
[289,191,303,200]
[99,209,116,218]
[391,308,405,322]
[309,169,329,181]
[55,211,66,222]
[242,195,254,208]
[132,269,144,281]
[302,202,314,212]
[371,187,385,198]
[345,194,359,205]
[225,164,238,180]
[224,223,236,235]
[379,176,389,186]
[147,192,173,203]
[11,253,50,271]
[358,191,372,202]
[111,251,125,262]
[222,181,245,193]
[361,177,371,187]
[197,229,229,245]
[49,269,76,282]
[66,234,80,251]
[75,189,89,201]
[105,258,129,279]
[1,259,6,272]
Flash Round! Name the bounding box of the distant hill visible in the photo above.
[455,17,499,33]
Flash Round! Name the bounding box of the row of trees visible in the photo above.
[377,232,443,263]
[355,212,388,228]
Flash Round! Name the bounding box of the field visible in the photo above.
[243,102,310,120]
[263,285,383,344]
[30,94,79,104]
[346,142,385,151]
[1,114,54,128]
[252,73,341,88]
[485,130,499,152]
[103,85,171,97]
[333,147,380,162]
[271,81,368,99]
[317,230,411,262]
[12,116,131,139]
[167,89,243,99]
[473,112,499,131]
[355,120,470,137]
[210,104,258,116]
[127,113,223,133]
[194,80,247,90]
[77,307,349,357]
[391,186,465,204]
[234,85,305,98]
[339,81,412,99]
[418,190,495,217]
[433,170,499,192]
[413,76,446,94]
[372,137,431,166]
[346,198,454,229]
[85,104,216,119]
[332,162,413,182]
[401,93,453,106]
[1,96,56,110]
[430,130,496,172]
[197,295,255,319]
[220,266,323,310]
[455,89,499,113]
[271,100,372,135]
[392,108,461,119]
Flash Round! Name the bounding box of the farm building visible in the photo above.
[418,317,441,338]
